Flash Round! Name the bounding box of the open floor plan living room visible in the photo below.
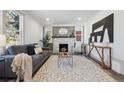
[0,10,124,82]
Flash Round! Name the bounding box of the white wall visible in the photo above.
[23,12,43,46]
[84,10,124,75]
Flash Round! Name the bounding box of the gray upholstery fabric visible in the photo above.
[0,44,51,79]
[43,50,49,56]
[7,45,28,55]
[4,55,16,78]
[0,59,4,78]
[32,54,44,66]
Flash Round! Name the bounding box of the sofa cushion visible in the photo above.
[34,47,43,54]
[27,45,35,55]
[7,45,28,55]
[32,54,44,66]
[42,50,49,56]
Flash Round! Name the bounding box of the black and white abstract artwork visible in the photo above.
[89,14,114,43]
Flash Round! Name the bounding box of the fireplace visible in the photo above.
[53,38,75,53]
[59,44,68,52]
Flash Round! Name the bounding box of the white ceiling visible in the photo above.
[25,10,100,25]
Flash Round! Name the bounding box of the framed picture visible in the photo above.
[76,31,81,41]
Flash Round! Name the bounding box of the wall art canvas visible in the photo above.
[89,13,114,43]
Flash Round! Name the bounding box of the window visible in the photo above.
[5,10,24,46]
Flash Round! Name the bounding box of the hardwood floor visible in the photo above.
[88,57,124,82]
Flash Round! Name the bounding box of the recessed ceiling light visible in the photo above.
[46,18,50,21]
[78,17,82,21]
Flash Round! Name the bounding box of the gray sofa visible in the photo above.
[0,44,51,79]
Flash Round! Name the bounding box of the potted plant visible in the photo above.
[43,32,51,47]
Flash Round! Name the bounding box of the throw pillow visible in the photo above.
[34,47,43,54]
[27,45,35,55]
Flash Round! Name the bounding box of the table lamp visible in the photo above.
[0,34,6,55]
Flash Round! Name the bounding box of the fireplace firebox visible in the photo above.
[59,44,68,52]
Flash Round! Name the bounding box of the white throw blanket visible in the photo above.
[11,53,32,82]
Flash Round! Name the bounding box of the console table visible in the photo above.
[87,45,112,69]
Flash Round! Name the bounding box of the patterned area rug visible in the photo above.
[33,55,117,82]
